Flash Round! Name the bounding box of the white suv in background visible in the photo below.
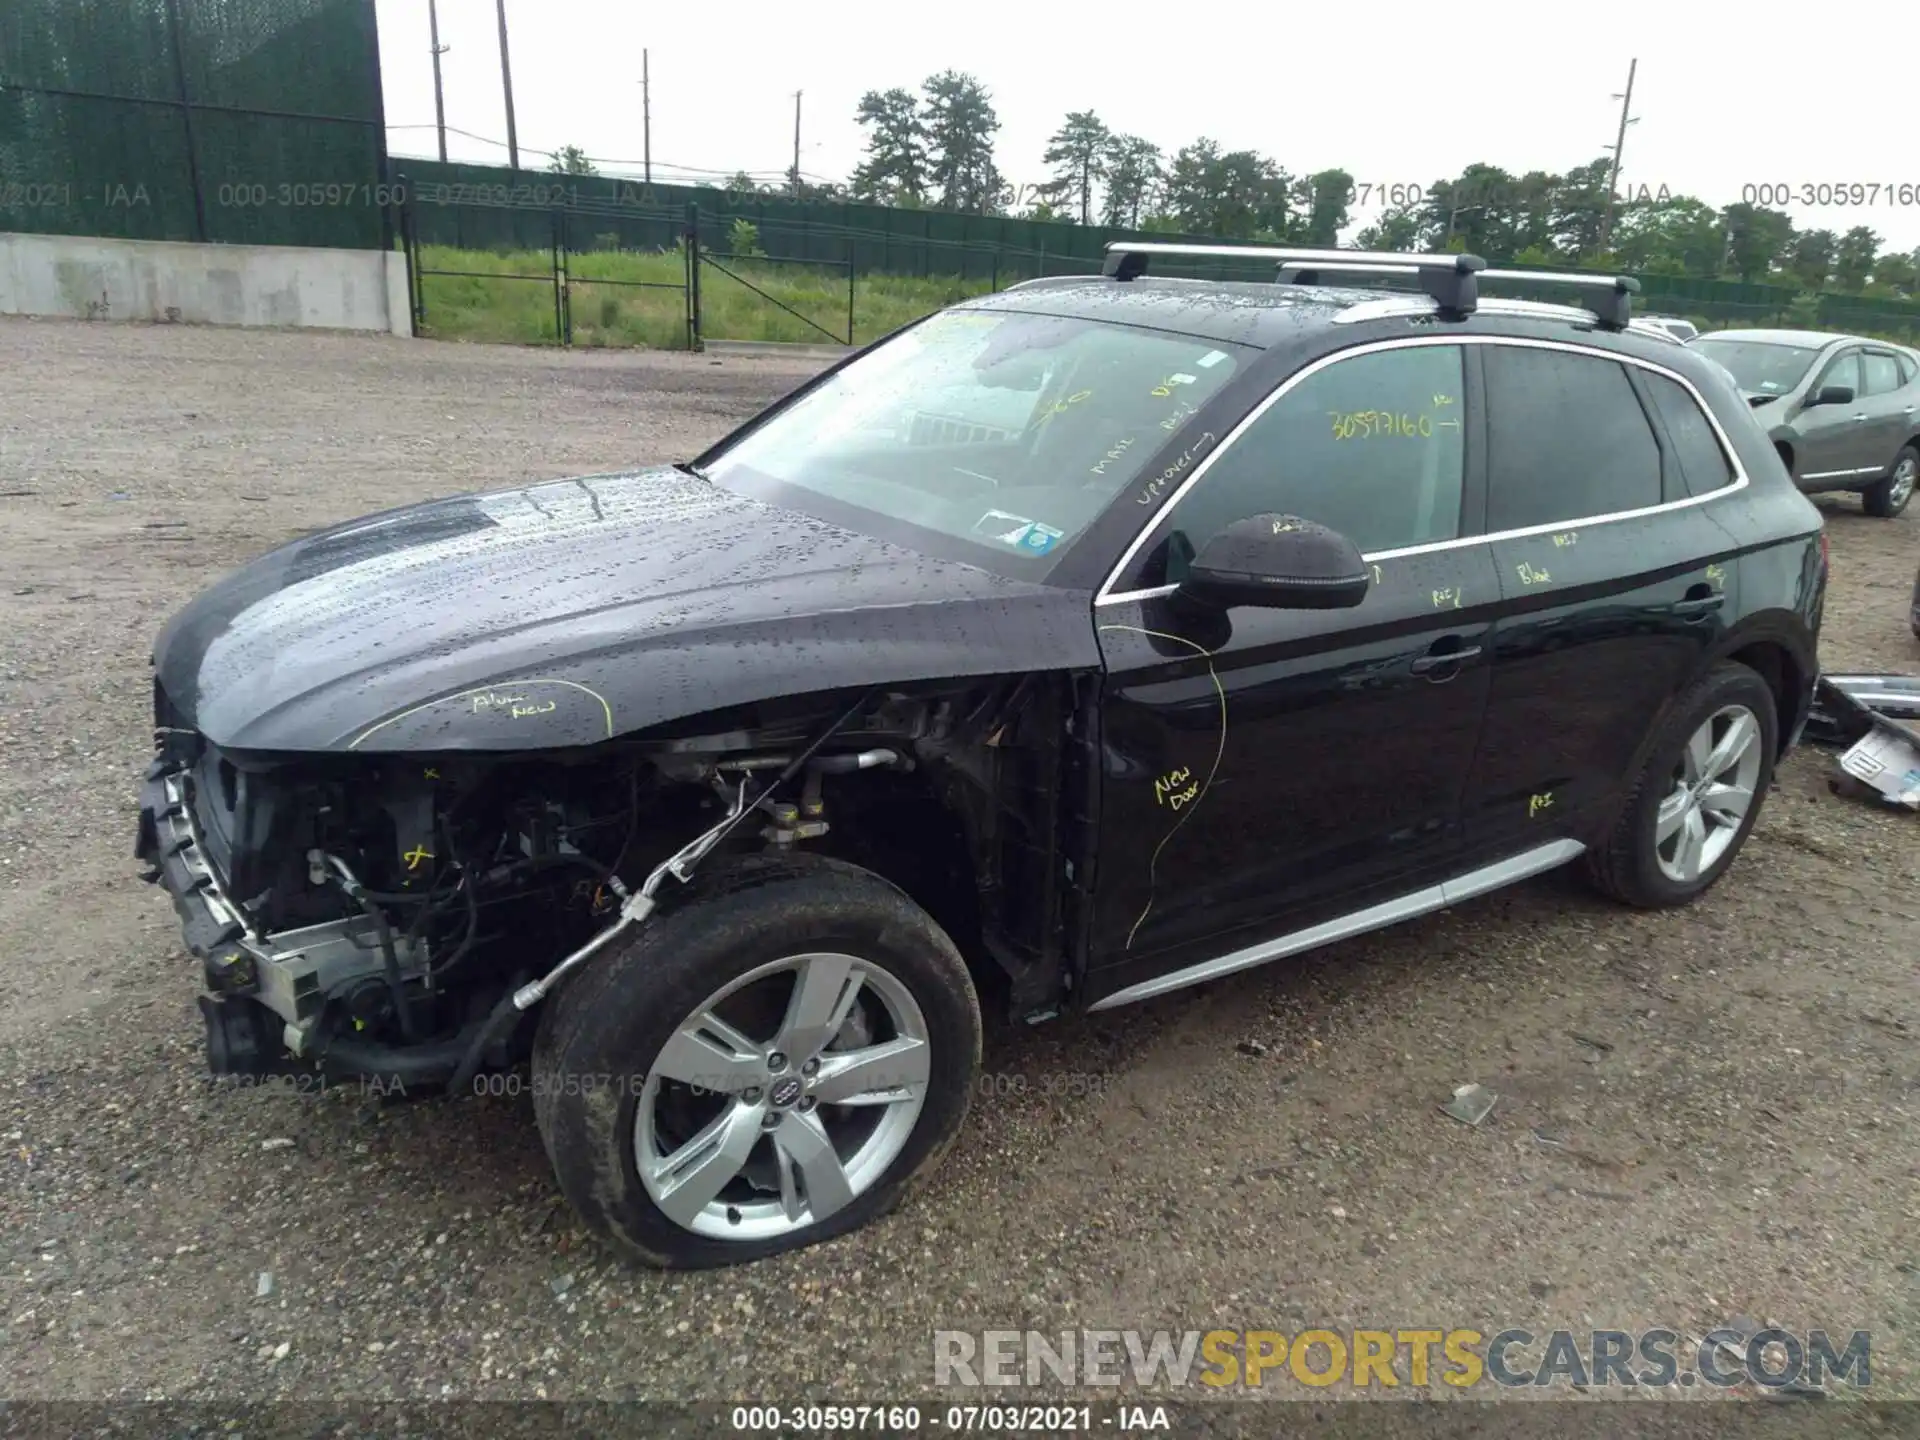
[1640,315,1700,342]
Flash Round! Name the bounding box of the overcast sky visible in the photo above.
[373,0,1920,255]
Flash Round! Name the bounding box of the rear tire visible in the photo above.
[1862,444,1916,518]
[532,853,981,1268]
[1586,663,1778,908]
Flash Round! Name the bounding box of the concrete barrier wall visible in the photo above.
[0,233,413,336]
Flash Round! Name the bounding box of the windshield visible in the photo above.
[1690,339,1821,395]
[703,308,1245,569]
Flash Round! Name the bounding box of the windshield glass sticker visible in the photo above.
[1197,349,1229,368]
[972,509,1037,545]
[1020,523,1065,556]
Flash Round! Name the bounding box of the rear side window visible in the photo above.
[1861,351,1902,395]
[1484,347,1662,531]
[1643,372,1736,497]
[1898,352,1918,386]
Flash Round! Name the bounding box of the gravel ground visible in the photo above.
[1,315,1916,1407]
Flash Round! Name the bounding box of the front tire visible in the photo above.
[1863,444,1917,518]
[531,854,981,1268]
[1586,663,1778,908]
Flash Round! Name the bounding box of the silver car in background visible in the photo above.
[1688,328,1919,519]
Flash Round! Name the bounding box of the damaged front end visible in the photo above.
[135,682,655,1089]
[136,674,1091,1093]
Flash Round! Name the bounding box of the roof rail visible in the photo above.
[1101,241,1642,329]
[1477,269,1639,329]
[1102,241,1484,317]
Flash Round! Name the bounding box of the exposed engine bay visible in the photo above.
[136,677,1091,1091]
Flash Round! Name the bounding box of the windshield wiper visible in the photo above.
[674,461,711,483]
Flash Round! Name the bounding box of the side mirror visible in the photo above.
[1809,383,1854,406]
[1179,514,1371,610]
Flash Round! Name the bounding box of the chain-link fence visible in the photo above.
[0,0,389,249]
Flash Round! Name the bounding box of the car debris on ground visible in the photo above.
[1806,675,1920,810]
[1440,1083,1497,1126]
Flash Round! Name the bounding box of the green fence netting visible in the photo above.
[0,0,387,249]
[394,158,1920,339]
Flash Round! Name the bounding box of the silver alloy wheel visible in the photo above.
[1654,703,1764,884]
[634,952,930,1241]
[1889,455,1917,509]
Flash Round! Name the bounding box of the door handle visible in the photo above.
[1851,413,1869,422]
[1411,642,1482,674]
[1674,594,1724,621]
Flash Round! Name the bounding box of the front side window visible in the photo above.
[1147,344,1466,576]
[1484,347,1661,531]
[703,308,1244,569]
[1813,351,1861,397]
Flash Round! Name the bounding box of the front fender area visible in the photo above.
[344,678,618,752]
[213,585,1099,754]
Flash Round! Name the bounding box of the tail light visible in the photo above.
[1819,527,1830,571]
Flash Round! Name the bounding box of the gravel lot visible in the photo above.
[1,315,1916,1407]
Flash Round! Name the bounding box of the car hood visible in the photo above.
[154,467,1098,752]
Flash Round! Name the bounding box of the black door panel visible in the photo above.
[1088,338,1491,983]
[1092,540,1498,968]
[1467,515,1734,851]
[1464,343,1736,855]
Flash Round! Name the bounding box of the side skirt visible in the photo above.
[1085,839,1586,1013]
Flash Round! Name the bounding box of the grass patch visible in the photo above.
[413,244,999,348]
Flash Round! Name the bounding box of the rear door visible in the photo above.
[1859,348,1911,473]
[1464,341,1741,858]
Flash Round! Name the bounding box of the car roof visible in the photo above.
[960,275,1783,388]
[1698,328,1853,348]
[962,275,1373,349]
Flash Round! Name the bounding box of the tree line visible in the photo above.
[764,73,1920,301]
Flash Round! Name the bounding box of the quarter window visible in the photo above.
[1643,372,1736,497]
[1154,344,1466,570]
[1484,347,1662,531]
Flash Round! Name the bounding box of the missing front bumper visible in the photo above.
[135,761,425,1057]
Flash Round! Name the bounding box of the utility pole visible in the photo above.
[495,0,519,171]
[1443,201,1482,246]
[1596,57,1639,256]
[427,0,449,163]
[641,49,652,184]
[791,90,802,197]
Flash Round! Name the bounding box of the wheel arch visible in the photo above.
[1609,614,1816,828]
[615,672,1089,1019]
